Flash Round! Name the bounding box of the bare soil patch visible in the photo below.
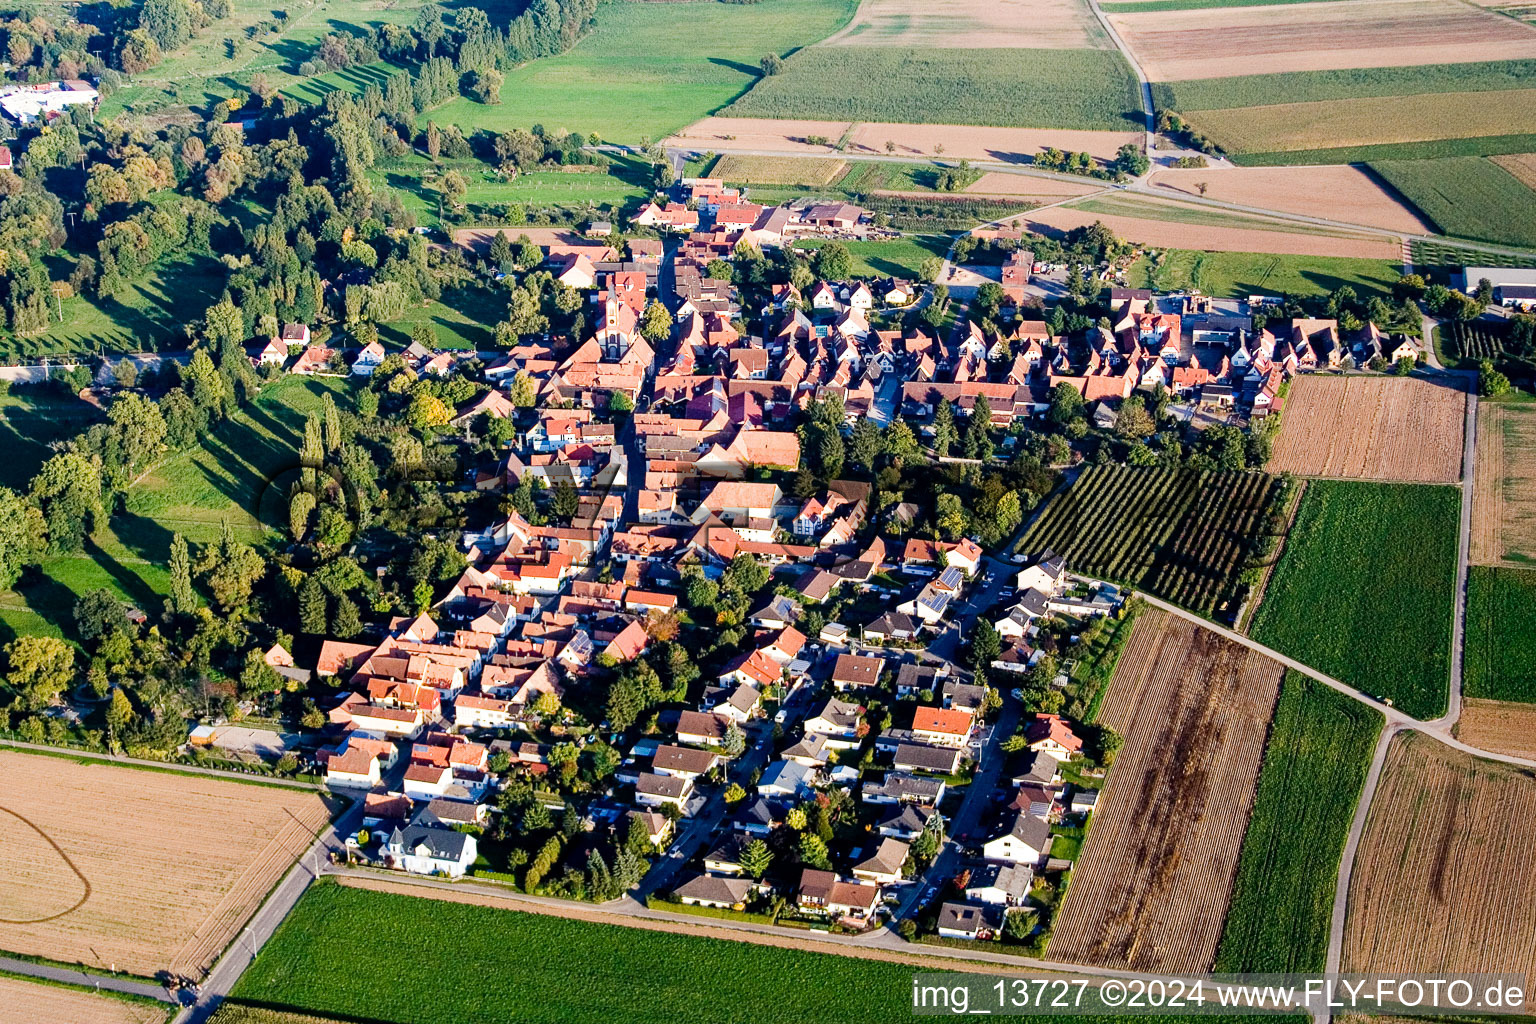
[1147,166,1432,234]
[1342,731,1536,992]
[1458,699,1536,759]
[668,118,1140,164]
[1017,206,1401,259]
[668,117,852,154]
[964,172,1104,199]
[0,977,165,1024]
[820,0,1107,49]
[1047,610,1284,973]
[0,751,331,978]
[1110,0,1536,80]
[1267,375,1467,482]
[1491,153,1536,190]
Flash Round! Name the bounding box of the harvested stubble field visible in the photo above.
[1153,59,1536,113]
[1458,698,1536,758]
[819,0,1108,49]
[1110,0,1536,81]
[1146,166,1432,234]
[962,173,1104,200]
[710,155,848,187]
[0,751,331,977]
[1047,610,1284,973]
[1470,402,1536,566]
[669,118,1142,163]
[0,976,166,1024]
[1267,375,1467,483]
[1492,151,1536,188]
[1019,197,1401,260]
[1187,90,1536,156]
[1016,466,1284,617]
[1342,732,1536,984]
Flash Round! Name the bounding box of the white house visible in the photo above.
[352,340,387,377]
[675,873,754,910]
[965,863,1034,906]
[324,746,380,790]
[757,759,814,800]
[803,698,863,749]
[636,771,694,812]
[385,815,477,877]
[454,694,515,730]
[403,763,453,801]
[982,811,1050,866]
[851,837,909,885]
[1015,551,1067,594]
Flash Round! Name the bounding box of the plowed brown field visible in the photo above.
[1267,375,1467,483]
[1046,610,1283,973]
[0,751,331,977]
[1491,153,1536,191]
[1471,401,1536,565]
[1109,0,1536,81]
[1342,732,1536,992]
[0,977,165,1024]
[1457,699,1536,759]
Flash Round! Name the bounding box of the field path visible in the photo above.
[0,956,175,1005]
[1083,0,1155,158]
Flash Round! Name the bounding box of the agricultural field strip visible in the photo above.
[1048,611,1285,973]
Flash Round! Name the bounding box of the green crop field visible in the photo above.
[2,255,226,362]
[1465,565,1536,703]
[232,881,1269,1024]
[795,235,950,278]
[1214,672,1382,973]
[1126,250,1400,300]
[1251,481,1460,719]
[1232,134,1536,168]
[1017,466,1285,618]
[1372,157,1536,249]
[1152,60,1536,113]
[423,0,858,144]
[726,47,1143,130]
[0,375,349,643]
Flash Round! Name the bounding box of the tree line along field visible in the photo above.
[725,48,1144,130]
[1047,610,1285,973]
[234,878,1262,1024]
[1213,673,1382,973]
[0,750,332,978]
[1266,375,1467,485]
[1249,480,1461,719]
[1463,566,1536,703]
[1371,157,1536,249]
[1342,732,1536,984]
[1016,466,1285,619]
[0,976,167,1024]
[424,0,858,145]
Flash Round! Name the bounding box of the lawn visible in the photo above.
[795,234,950,278]
[1464,565,1536,703]
[371,151,654,228]
[726,47,1144,130]
[423,0,859,144]
[2,255,226,361]
[232,880,1259,1023]
[1214,672,1382,973]
[0,389,102,493]
[1250,481,1461,719]
[1151,59,1536,112]
[0,375,351,643]
[1372,157,1536,249]
[1126,250,1401,300]
[377,286,505,352]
